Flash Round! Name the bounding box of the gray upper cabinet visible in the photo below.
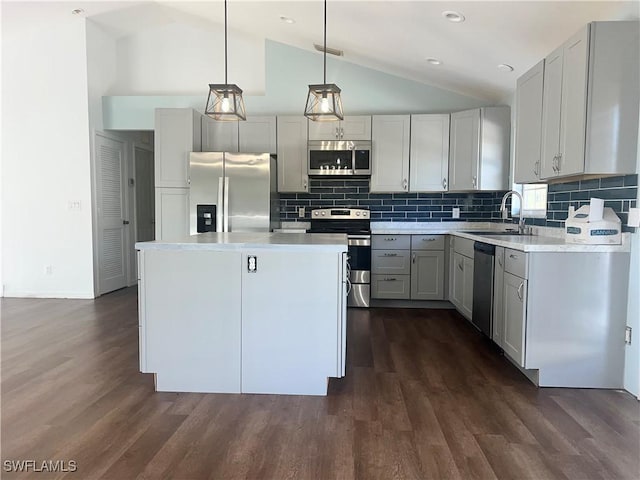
[409,114,450,192]
[449,107,510,191]
[201,115,239,153]
[239,116,277,154]
[308,116,372,141]
[370,115,410,193]
[514,60,545,184]
[276,116,308,193]
[540,21,639,180]
[154,108,202,188]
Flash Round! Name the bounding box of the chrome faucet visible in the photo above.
[500,190,530,235]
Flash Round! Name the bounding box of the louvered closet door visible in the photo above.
[96,133,128,295]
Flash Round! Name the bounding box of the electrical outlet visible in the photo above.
[628,207,640,228]
[625,326,632,345]
[45,265,53,275]
[298,207,305,218]
[452,207,460,219]
[68,200,81,211]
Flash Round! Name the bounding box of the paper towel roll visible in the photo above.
[589,197,604,221]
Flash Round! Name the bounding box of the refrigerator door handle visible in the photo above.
[224,176,230,232]
[216,177,223,232]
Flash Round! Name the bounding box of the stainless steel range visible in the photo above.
[308,208,371,308]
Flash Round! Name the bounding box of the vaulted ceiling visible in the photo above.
[81,1,639,100]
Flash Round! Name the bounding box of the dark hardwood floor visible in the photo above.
[2,287,639,479]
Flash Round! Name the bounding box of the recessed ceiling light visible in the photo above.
[280,16,295,24]
[442,11,465,23]
[497,64,514,72]
[426,58,442,66]
[71,8,84,15]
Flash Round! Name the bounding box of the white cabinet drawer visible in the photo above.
[504,248,527,278]
[453,236,475,258]
[411,235,445,251]
[372,235,411,250]
[371,274,411,299]
[371,250,411,275]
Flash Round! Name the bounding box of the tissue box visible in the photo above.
[565,206,621,244]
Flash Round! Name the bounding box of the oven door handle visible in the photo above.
[347,235,371,246]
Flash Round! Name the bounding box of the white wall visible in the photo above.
[113,22,265,96]
[1,3,94,298]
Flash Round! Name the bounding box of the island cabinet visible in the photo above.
[448,107,510,192]
[514,60,545,184]
[370,115,410,193]
[539,21,639,180]
[490,247,630,388]
[449,236,474,320]
[308,115,371,141]
[137,244,347,395]
[371,234,445,300]
[276,116,309,193]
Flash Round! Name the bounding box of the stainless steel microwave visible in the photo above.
[308,140,371,176]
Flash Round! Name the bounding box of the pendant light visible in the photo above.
[304,0,344,122]
[205,0,246,121]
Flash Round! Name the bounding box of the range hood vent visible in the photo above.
[313,43,344,57]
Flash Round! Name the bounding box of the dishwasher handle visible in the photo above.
[473,241,496,255]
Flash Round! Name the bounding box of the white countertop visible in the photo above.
[369,222,630,253]
[136,232,348,252]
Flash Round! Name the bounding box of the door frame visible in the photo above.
[91,129,131,297]
[129,139,154,285]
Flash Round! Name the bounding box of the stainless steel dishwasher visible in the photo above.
[472,242,495,337]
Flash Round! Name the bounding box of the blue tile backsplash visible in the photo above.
[539,174,637,232]
[280,174,638,232]
[280,178,509,222]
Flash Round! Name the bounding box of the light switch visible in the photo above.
[452,207,460,219]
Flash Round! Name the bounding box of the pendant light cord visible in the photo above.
[224,0,228,84]
[323,0,327,84]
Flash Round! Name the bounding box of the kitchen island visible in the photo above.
[136,232,348,396]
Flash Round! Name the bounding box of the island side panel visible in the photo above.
[526,251,630,388]
[241,250,343,395]
[142,249,242,393]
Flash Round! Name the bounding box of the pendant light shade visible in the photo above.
[205,0,246,121]
[304,0,343,122]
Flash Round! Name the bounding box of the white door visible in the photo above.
[135,147,155,243]
[95,132,128,295]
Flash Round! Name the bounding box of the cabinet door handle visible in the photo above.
[458,262,463,271]
[509,254,518,259]
[557,153,562,172]
[383,253,398,257]
[402,178,408,190]
[533,161,539,177]
[384,277,397,281]
[412,252,416,264]
[340,127,344,139]
[442,177,447,189]
[552,156,557,173]
[472,175,477,188]
[384,237,397,241]
[517,281,524,301]
[123,220,130,225]
[303,177,308,190]
[423,238,436,242]
[497,257,503,267]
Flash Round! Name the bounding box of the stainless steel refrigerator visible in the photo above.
[189,152,279,234]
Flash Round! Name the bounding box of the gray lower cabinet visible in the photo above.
[450,239,474,320]
[502,271,527,366]
[372,234,445,300]
[371,274,410,299]
[410,251,445,300]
